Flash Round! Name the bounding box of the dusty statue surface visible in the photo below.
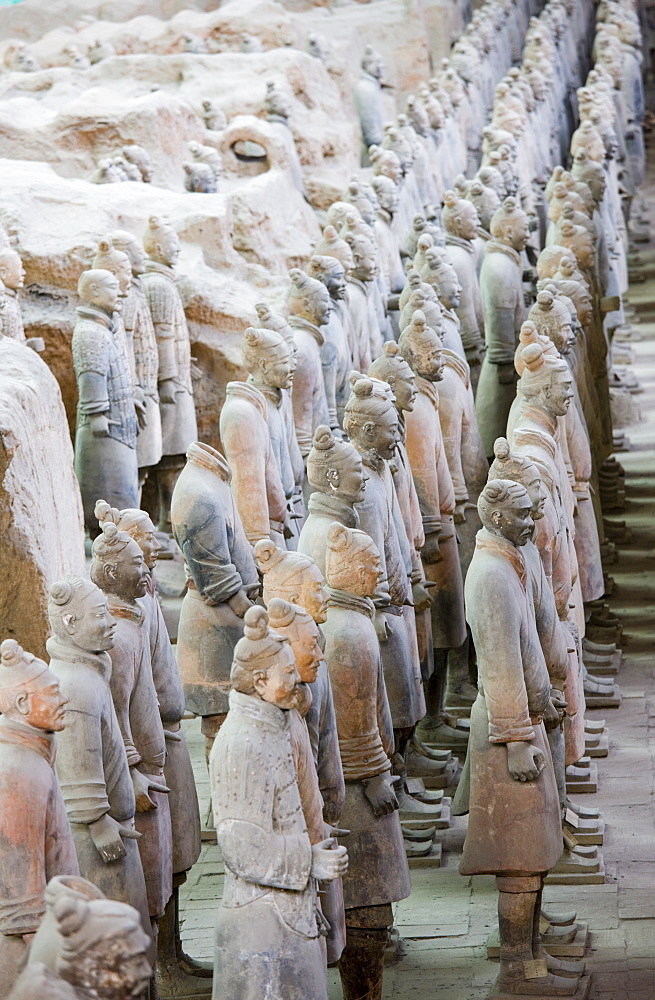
[9,875,152,1000]
[171,441,259,752]
[46,576,150,942]
[209,605,347,1000]
[0,639,79,998]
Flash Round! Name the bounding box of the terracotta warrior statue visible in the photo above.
[354,45,387,162]
[323,522,410,1000]
[287,268,331,459]
[461,480,576,998]
[171,442,259,757]
[255,539,343,805]
[341,376,426,746]
[254,302,305,532]
[476,196,530,459]
[209,606,348,1000]
[220,329,290,548]
[90,523,172,937]
[397,313,467,747]
[508,345,587,768]
[298,425,368,580]
[441,190,486,369]
[267,597,346,964]
[46,577,150,940]
[344,231,383,375]
[9,875,152,1000]
[93,502,204,991]
[110,229,163,483]
[254,540,329,627]
[485,439,580,816]
[308,254,352,433]
[72,268,139,532]
[0,246,43,351]
[368,345,435,684]
[142,216,198,532]
[243,324,300,538]
[419,248,466,360]
[0,640,79,997]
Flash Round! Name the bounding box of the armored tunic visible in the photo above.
[171,443,259,717]
[122,276,162,469]
[46,636,150,933]
[142,260,197,457]
[72,304,138,527]
[2,290,24,343]
[460,530,562,876]
[0,718,79,998]
[211,690,328,1000]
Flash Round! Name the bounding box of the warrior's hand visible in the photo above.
[89,412,110,438]
[421,532,442,564]
[412,580,433,613]
[362,771,399,816]
[89,813,141,863]
[543,699,562,731]
[310,838,349,881]
[158,378,179,404]
[497,362,517,385]
[374,611,390,643]
[134,388,148,430]
[507,742,546,782]
[132,769,170,811]
[227,588,253,619]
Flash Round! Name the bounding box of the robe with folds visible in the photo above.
[211,690,328,1000]
[122,275,162,469]
[344,278,381,375]
[289,315,330,460]
[460,530,562,876]
[107,596,172,918]
[171,442,259,718]
[445,234,485,356]
[356,451,426,728]
[404,375,467,651]
[289,699,345,965]
[46,636,150,934]
[0,717,79,998]
[299,486,425,729]
[220,381,288,547]
[509,409,587,765]
[142,578,200,875]
[320,302,353,431]
[392,430,433,677]
[252,378,303,543]
[436,352,488,576]
[142,259,197,457]
[476,240,526,457]
[322,588,410,909]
